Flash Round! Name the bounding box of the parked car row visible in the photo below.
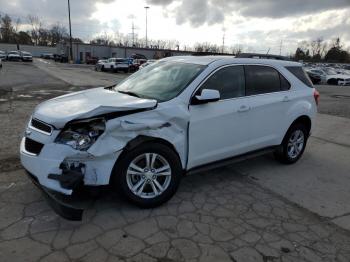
[0,50,33,62]
[95,57,157,73]
[304,63,350,86]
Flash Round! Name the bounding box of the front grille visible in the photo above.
[24,138,44,155]
[31,118,52,134]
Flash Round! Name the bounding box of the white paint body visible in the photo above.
[102,58,129,71]
[20,56,317,195]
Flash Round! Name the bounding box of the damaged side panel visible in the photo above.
[88,103,190,168]
[21,102,189,197]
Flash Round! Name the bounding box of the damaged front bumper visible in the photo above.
[20,136,121,220]
[25,170,84,221]
[20,137,121,195]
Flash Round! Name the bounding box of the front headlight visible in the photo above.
[55,118,105,151]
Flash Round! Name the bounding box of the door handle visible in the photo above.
[282,96,290,102]
[238,105,250,113]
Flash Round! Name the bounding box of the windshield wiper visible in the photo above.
[118,90,141,98]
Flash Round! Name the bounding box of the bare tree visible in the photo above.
[230,45,243,55]
[50,23,68,46]
[28,15,43,45]
[0,14,15,43]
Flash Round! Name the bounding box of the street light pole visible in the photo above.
[144,6,150,48]
[68,0,73,62]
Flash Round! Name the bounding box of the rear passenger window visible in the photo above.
[245,65,282,96]
[280,74,291,91]
[200,66,245,100]
[285,66,313,88]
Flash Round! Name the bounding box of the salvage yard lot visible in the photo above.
[1,59,350,262]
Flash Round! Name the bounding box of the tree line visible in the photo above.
[293,37,350,63]
[1,12,349,63]
[0,14,82,46]
[0,12,238,53]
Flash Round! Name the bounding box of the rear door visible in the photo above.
[244,65,292,149]
[188,65,253,169]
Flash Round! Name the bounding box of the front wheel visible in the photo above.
[113,143,182,208]
[274,123,308,164]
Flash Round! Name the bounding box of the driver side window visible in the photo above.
[199,65,245,100]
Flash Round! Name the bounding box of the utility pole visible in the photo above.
[68,0,73,62]
[131,21,135,46]
[221,27,226,54]
[144,6,150,48]
[279,40,283,56]
[222,33,225,54]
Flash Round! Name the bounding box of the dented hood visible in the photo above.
[33,87,157,128]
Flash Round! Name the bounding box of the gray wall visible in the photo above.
[0,43,56,57]
[57,43,193,63]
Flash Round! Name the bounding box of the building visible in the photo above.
[56,42,197,63]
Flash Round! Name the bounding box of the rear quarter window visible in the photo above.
[285,66,313,88]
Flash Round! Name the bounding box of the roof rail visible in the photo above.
[236,53,291,61]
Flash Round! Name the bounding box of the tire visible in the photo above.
[112,142,182,208]
[327,79,339,85]
[101,66,105,72]
[274,123,308,164]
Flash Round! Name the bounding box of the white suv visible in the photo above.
[97,58,129,72]
[20,56,318,210]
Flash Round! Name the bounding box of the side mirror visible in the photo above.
[191,89,220,105]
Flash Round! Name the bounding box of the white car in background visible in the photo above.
[0,51,6,60]
[20,56,318,218]
[20,51,33,62]
[7,51,21,61]
[306,67,350,86]
[97,58,129,73]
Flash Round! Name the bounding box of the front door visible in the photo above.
[187,65,252,169]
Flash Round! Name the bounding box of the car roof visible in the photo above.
[162,56,301,67]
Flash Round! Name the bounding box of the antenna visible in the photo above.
[279,40,283,55]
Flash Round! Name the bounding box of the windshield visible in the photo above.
[9,51,19,55]
[115,61,205,102]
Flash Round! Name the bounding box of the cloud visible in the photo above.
[147,0,350,26]
[0,0,116,40]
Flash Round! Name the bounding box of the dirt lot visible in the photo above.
[1,59,350,262]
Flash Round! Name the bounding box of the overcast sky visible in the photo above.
[1,0,350,55]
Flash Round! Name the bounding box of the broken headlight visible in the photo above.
[55,118,105,151]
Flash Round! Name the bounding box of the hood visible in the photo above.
[33,87,157,128]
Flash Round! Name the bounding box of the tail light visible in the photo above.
[313,89,320,106]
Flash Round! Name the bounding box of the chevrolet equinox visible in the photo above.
[20,56,319,209]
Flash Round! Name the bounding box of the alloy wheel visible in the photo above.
[287,130,305,159]
[126,153,172,199]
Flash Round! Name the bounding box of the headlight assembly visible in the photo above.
[55,118,105,151]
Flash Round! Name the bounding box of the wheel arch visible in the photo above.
[109,135,184,184]
[283,115,312,143]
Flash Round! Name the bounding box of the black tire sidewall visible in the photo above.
[280,123,308,164]
[113,143,182,208]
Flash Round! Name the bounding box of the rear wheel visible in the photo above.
[274,123,308,164]
[113,143,182,208]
